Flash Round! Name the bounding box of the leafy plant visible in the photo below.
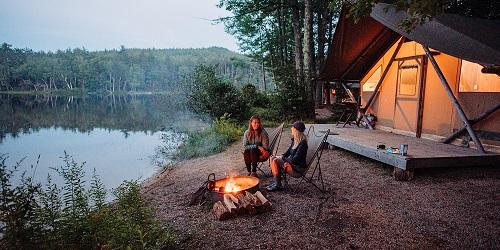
[175,114,244,159]
[0,153,175,249]
[185,65,248,121]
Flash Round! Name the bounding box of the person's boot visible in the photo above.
[250,172,258,178]
[266,179,281,191]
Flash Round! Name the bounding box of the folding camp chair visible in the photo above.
[254,123,284,177]
[283,126,330,192]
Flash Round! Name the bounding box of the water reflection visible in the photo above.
[0,93,204,189]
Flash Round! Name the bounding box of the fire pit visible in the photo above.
[208,175,260,202]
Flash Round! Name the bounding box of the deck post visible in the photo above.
[423,46,486,153]
[442,102,500,143]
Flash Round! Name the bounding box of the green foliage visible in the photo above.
[348,0,499,32]
[240,84,269,108]
[175,114,244,159]
[217,0,338,119]
[0,153,175,249]
[0,44,267,93]
[186,65,248,121]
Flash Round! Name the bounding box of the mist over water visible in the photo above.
[0,93,205,190]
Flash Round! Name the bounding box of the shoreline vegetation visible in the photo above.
[0,153,175,249]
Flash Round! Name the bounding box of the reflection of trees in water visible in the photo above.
[0,93,203,142]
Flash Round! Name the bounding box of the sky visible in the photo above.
[0,0,239,52]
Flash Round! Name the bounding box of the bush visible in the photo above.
[186,65,248,121]
[240,84,270,108]
[175,114,244,159]
[0,153,175,249]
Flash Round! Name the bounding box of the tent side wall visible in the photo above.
[360,40,500,146]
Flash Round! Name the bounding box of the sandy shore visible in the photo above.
[142,130,500,249]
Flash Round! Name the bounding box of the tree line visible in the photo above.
[0,43,269,93]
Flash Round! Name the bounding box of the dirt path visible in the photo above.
[142,130,500,249]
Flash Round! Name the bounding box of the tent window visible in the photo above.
[398,64,418,96]
[459,60,500,93]
[362,65,382,92]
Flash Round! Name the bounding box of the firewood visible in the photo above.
[236,193,257,215]
[226,193,239,205]
[223,194,238,214]
[254,191,272,212]
[213,201,231,220]
[254,191,271,206]
[245,191,261,206]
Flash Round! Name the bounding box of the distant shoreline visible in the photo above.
[0,90,175,96]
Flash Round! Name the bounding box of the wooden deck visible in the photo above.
[310,124,500,170]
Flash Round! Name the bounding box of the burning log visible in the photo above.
[213,201,232,220]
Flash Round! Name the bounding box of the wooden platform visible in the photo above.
[311,124,500,170]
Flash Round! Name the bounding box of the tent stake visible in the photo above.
[423,46,486,153]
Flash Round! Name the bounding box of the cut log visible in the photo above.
[223,194,238,214]
[236,193,257,215]
[245,191,261,206]
[213,201,231,220]
[254,191,272,212]
[226,193,239,205]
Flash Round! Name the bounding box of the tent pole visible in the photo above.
[423,46,486,153]
[363,37,404,111]
[442,102,500,144]
[356,37,404,128]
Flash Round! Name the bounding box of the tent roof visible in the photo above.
[320,4,500,82]
[319,7,400,82]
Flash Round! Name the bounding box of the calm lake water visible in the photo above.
[0,93,204,191]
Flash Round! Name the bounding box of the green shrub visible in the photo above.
[186,65,248,121]
[240,84,270,108]
[0,153,175,249]
[175,114,244,159]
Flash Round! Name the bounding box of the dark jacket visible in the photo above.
[282,138,308,172]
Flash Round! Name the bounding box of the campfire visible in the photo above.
[207,175,272,220]
[211,176,260,194]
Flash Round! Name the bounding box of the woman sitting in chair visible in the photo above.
[243,115,270,177]
[267,121,308,191]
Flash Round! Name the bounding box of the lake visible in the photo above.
[0,93,204,191]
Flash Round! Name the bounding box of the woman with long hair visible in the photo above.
[243,115,270,177]
[267,121,308,191]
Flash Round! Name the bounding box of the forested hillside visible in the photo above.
[0,43,269,92]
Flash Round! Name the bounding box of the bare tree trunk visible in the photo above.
[291,0,303,93]
[303,0,315,114]
[316,4,331,107]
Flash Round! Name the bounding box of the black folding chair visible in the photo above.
[255,123,284,177]
[283,126,330,192]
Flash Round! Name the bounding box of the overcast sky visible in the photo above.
[0,0,239,52]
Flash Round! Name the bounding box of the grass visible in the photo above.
[175,114,244,160]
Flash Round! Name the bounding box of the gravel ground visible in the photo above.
[142,130,500,249]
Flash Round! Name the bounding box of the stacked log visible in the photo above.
[212,191,272,220]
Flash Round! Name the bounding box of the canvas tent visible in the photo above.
[320,4,500,151]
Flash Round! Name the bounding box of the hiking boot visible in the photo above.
[266,182,281,192]
[250,172,258,178]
